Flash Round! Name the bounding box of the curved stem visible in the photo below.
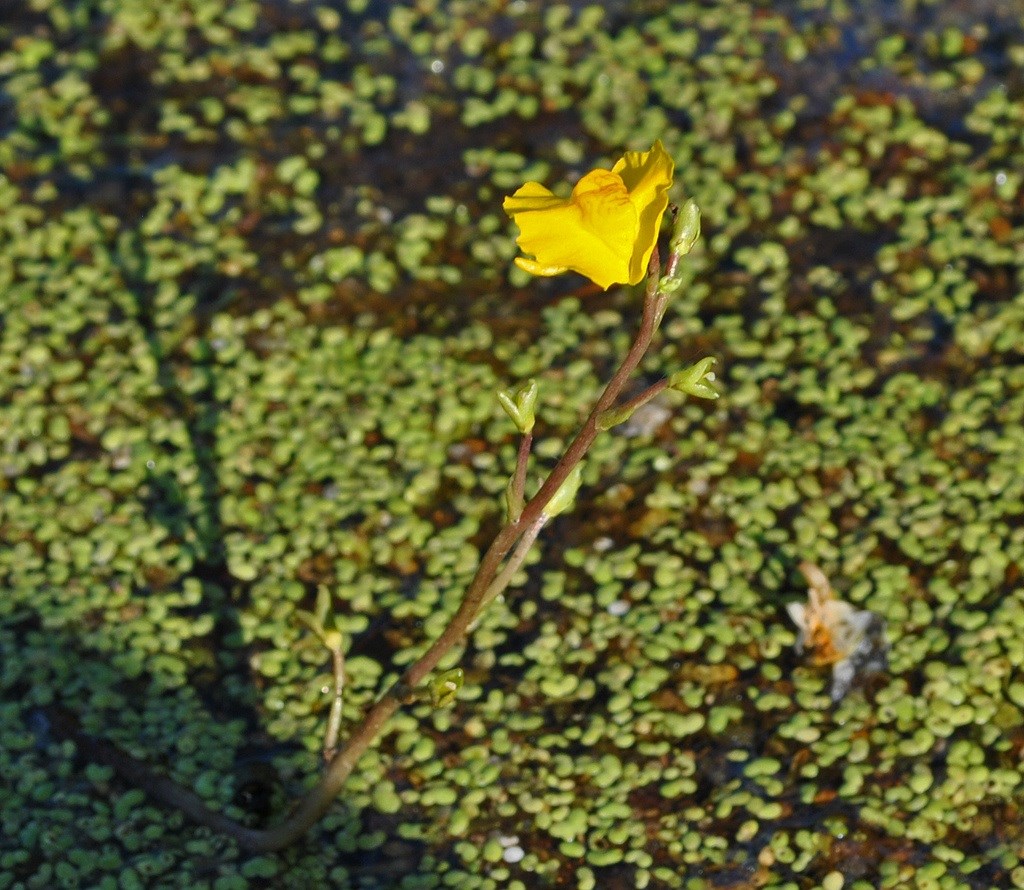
[57,250,673,853]
[609,378,670,425]
[246,259,666,852]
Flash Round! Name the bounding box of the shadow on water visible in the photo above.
[14,219,422,872]
[19,229,310,839]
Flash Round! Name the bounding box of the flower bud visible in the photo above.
[669,357,719,400]
[497,379,539,434]
[430,668,465,708]
[670,199,701,257]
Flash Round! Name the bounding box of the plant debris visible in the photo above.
[787,561,890,701]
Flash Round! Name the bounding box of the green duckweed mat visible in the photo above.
[2,0,1024,887]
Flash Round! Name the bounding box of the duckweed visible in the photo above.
[3,0,1024,886]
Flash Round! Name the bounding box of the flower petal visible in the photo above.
[503,143,675,290]
[514,257,570,277]
[612,140,674,283]
[502,181,567,215]
[506,169,637,289]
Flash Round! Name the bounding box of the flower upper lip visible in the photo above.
[503,140,675,290]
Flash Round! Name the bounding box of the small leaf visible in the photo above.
[505,474,520,523]
[295,610,325,640]
[597,405,636,431]
[545,463,584,518]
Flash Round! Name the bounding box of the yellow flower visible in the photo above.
[502,141,674,290]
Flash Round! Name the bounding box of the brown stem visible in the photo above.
[481,513,548,611]
[61,248,675,853]
[244,253,668,850]
[610,378,670,423]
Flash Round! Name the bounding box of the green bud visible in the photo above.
[657,200,701,302]
[430,668,465,708]
[545,463,583,518]
[669,357,719,400]
[670,199,701,257]
[497,379,539,434]
[321,628,343,651]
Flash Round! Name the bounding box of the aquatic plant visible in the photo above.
[64,147,711,852]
